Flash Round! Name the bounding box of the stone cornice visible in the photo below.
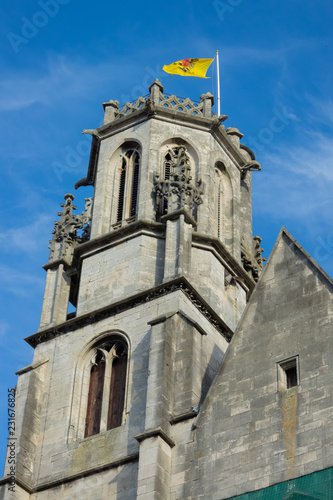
[148,310,207,337]
[25,277,233,348]
[15,357,49,376]
[170,410,199,425]
[0,452,139,494]
[73,221,255,296]
[73,219,165,259]
[192,232,256,294]
[210,124,254,169]
[98,103,214,138]
[161,208,197,227]
[42,220,165,271]
[135,427,175,448]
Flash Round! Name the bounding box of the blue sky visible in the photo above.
[1,0,333,471]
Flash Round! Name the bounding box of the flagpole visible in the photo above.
[216,50,221,116]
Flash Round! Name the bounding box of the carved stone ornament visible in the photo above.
[48,194,93,264]
[241,235,266,281]
[153,146,204,217]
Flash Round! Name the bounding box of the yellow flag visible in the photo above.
[163,58,214,78]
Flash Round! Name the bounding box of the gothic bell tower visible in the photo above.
[1,79,263,499]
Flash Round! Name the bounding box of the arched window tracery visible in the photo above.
[114,148,140,227]
[214,162,233,247]
[214,167,223,240]
[161,147,180,215]
[84,338,128,438]
[154,143,203,220]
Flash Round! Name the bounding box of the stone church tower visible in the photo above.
[2,80,332,499]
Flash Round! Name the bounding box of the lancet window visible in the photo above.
[116,149,140,224]
[213,162,233,246]
[84,338,128,438]
[214,167,223,239]
[161,148,176,215]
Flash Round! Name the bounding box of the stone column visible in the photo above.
[144,314,176,432]
[136,435,172,500]
[39,193,91,329]
[135,313,176,499]
[149,79,164,104]
[39,263,71,330]
[162,210,195,282]
[200,92,214,117]
[102,100,120,124]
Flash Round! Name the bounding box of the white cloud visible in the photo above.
[0,55,119,112]
[0,264,45,298]
[0,214,51,254]
[0,322,9,340]
[287,133,333,182]
[254,126,333,227]
[196,38,323,68]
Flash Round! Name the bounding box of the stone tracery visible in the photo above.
[153,145,204,217]
[48,194,93,264]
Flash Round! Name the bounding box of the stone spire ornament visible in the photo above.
[48,194,93,264]
[153,145,204,217]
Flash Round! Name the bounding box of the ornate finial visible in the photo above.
[48,194,93,264]
[149,79,164,92]
[153,146,204,218]
[241,235,266,281]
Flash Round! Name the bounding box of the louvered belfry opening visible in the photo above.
[84,339,128,438]
[116,148,140,223]
[163,151,172,215]
[215,168,222,239]
[117,158,127,223]
[130,151,140,217]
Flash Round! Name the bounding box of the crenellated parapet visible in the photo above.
[102,79,216,123]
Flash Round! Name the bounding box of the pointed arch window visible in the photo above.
[84,339,128,438]
[116,149,140,224]
[214,167,223,239]
[161,150,173,215]
[213,162,233,246]
[160,146,192,215]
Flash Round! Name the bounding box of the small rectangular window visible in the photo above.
[277,357,299,391]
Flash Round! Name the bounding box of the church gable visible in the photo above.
[185,228,333,499]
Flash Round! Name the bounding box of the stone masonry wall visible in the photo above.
[12,290,227,494]
[77,233,165,315]
[181,230,333,499]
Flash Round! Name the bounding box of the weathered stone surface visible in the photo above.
[182,229,333,499]
[5,82,332,500]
